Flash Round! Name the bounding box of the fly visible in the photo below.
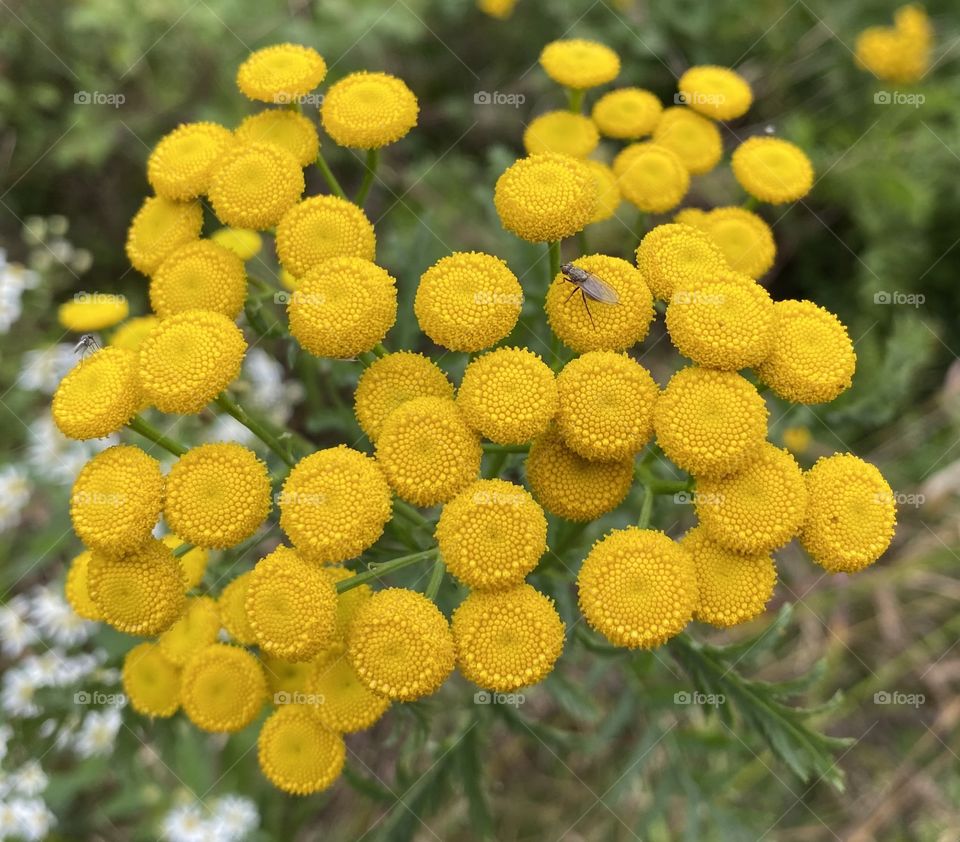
[73,334,100,359]
[560,262,620,328]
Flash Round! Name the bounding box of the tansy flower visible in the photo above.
[452,584,565,692]
[257,705,345,794]
[65,551,102,622]
[435,479,547,590]
[414,251,522,352]
[161,535,208,590]
[457,347,558,444]
[545,254,654,354]
[375,397,482,507]
[756,300,856,404]
[635,223,728,301]
[246,546,339,661]
[52,347,142,440]
[677,65,753,121]
[122,642,182,718]
[782,425,812,455]
[322,567,373,640]
[236,44,327,103]
[70,445,164,556]
[674,207,710,228]
[584,160,621,223]
[682,526,777,629]
[125,196,203,276]
[180,643,266,732]
[665,279,774,370]
[320,71,418,149]
[555,351,659,461]
[700,207,776,278]
[210,227,262,261]
[651,106,723,175]
[279,446,392,563]
[164,443,271,549]
[653,367,768,478]
[494,153,595,243]
[308,650,390,733]
[525,425,633,521]
[235,109,319,166]
[577,528,697,648]
[158,596,222,666]
[147,122,234,201]
[732,137,814,205]
[287,257,397,359]
[591,88,662,139]
[138,310,247,414]
[613,142,689,214]
[218,571,257,645]
[478,0,516,18]
[110,315,159,352]
[354,352,454,443]
[208,142,304,229]
[262,655,313,696]
[695,442,808,553]
[58,295,129,332]
[276,196,376,278]
[87,539,186,636]
[855,5,932,84]
[801,453,896,573]
[523,111,599,158]
[347,588,455,701]
[539,39,620,89]
[150,240,247,319]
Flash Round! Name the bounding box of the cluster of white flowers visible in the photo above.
[0,466,31,533]
[161,794,259,842]
[0,250,39,334]
[18,344,77,394]
[0,731,55,842]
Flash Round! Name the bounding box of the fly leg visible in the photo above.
[580,290,596,329]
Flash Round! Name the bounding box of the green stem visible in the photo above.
[565,88,585,113]
[483,449,509,479]
[481,442,529,454]
[248,275,277,295]
[372,343,390,359]
[127,415,188,457]
[634,462,692,496]
[316,149,347,200]
[394,498,433,531]
[355,148,379,208]
[172,542,194,558]
[742,195,760,211]
[633,210,648,242]
[576,228,589,256]
[214,393,296,467]
[336,548,438,593]
[423,555,446,600]
[547,240,561,283]
[638,484,654,529]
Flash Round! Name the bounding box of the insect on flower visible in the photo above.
[560,262,620,328]
[73,334,100,359]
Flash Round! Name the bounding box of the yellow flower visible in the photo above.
[635,223,728,301]
[218,571,257,645]
[287,257,397,359]
[855,5,932,84]
[591,88,662,139]
[732,137,814,205]
[494,153,595,243]
[236,44,327,103]
[545,254,654,353]
[347,588,455,701]
[452,584,565,692]
[322,567,373,640]
[613,142,689,213]
[279,446,392,563]
[665,279,774,370]
[125,196,203,276]
[673,207,710,228]
[308,650,390,733]
[653,367,768,478]
[577,528,697,648]
[122,642,182,718]
[210,227,262,261]
[208,142,304,229]
[756,299,856,404]
[457,347,558,444]
[695,443,808,553]
[801,453,896,573]
[150,240,247,319]
[64,551,101,621]
[321,71,419,149]
[138,310,247,414]
[235,109,319,166]
[525,425,633,521]
[682,526,776,629]
[584,160,621,223]
[52,347,142,441]
[110,316,159,352]
[158,596,222,666]
[435,479,547,590]
[652,106,723,175]
[700,207,776,278]
[414,251,523,352]
[478,0,516,18]
[246,546,339,661]
[276,196,376,278]
[161,535,208,589]
[523,111,599,158]
[87,539,186,636]
[677,66,753,121]
[163,443,270,549]
[262,655,313,696]
[58,294,129,332]
[375,396,482,507]
[70,445,164,556]
[555,351,658,461]
[539,38,620,90]
[180,643,266,732]
[147,122,234,201]
[257,705,345,794]
[782,425,812,455]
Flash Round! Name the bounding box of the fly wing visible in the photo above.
[578,272,620,304]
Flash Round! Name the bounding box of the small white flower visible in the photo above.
[160,803,213,842]
[210,794,259,841]
[18,344,76,394]
[9,760,47,797]
[0,596,38,658]
[25,416,117,485]
[29,585,94,647]
[73,708,122,759]
[0,465,31,532]
[5,797,56,841]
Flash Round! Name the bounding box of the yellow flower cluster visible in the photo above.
[856,5,933,84]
